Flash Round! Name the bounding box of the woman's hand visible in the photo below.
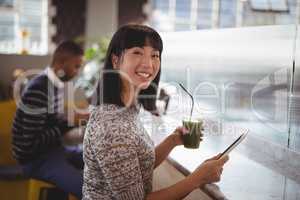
[170,126,189,146]
[189,154,229,188]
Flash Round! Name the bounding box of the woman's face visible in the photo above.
[113,45,160,91]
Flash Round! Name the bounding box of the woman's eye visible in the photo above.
[133,51,143,55]
[152,54,160,59]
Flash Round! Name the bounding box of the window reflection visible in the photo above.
[159,25,300,199]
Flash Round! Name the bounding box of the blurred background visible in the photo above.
[0,0,300,199]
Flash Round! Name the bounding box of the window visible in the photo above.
[150,0,220,31]
[219,0,236,28]
[175,0,191,31]
[0,0,14,7]
[151,0,199,31]
[250,0,289,12]
[0,0,48,55]
[150,0,296,32]
[197,0,212,29]
[151,0,172,32]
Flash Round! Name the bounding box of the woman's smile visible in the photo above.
[136,71,152,79]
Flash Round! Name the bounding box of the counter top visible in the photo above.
[139,111,300,200]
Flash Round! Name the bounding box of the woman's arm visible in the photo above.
[154,127,187,168]
[148,173,200,200]
[148,155,229,200]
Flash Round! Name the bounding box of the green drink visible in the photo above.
[182,119,203,149]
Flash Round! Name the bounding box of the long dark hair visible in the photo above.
[92,24,163,113]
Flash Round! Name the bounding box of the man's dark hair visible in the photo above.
[92,24,163,113]
[51,40,84,65]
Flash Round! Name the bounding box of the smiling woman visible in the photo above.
[83,24,228,200]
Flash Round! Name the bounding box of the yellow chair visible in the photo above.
[0,100,17,165]
[0,178,78,200]
[0,100,78,200]
[0,178,54,200]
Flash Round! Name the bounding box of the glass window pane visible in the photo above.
[0,13,14,41]
[151,0,173,32]
[160,25,299,199]
[0,0,47,54]
[251,0,289,12]
[153,0,169,15]
[162,26,295,145]
[197,0,212,29]
[271,0,289,11]
[219,0,236,28]
[0,0,14,7]
[285,24,300,200]
[175,0,191,20]
[250,0,269,10]
[291,24,300,158]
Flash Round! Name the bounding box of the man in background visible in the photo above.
[12,41,88,199]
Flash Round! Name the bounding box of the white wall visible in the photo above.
[85,0,118,48]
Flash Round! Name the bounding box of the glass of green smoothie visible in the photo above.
[182,118,203,149]
[178,83,203,148]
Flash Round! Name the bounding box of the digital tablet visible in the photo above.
[218,129,249,159]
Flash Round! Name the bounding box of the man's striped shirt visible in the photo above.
[12,69,71,164]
